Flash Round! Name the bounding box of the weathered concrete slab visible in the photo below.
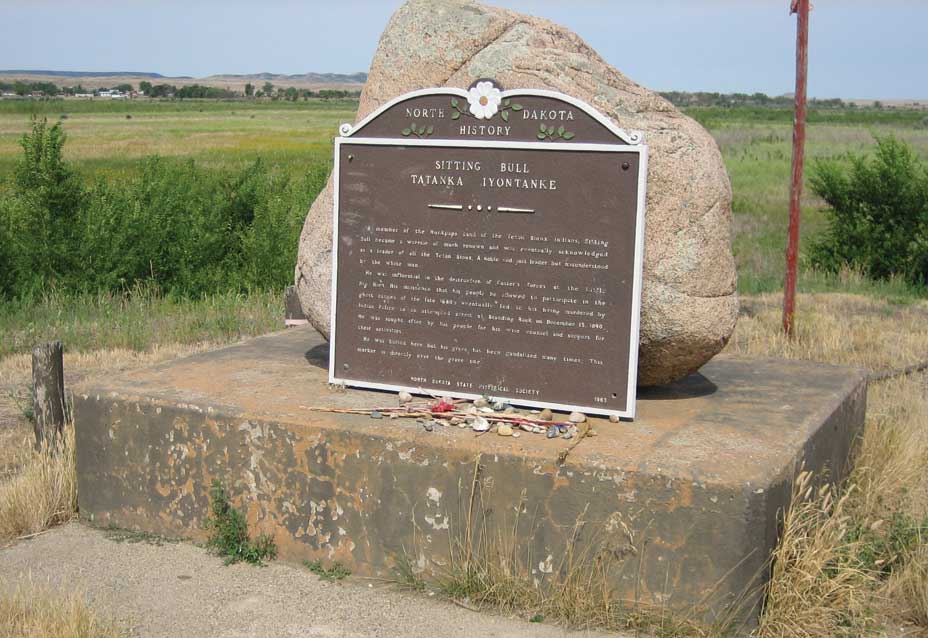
[73,327,866,622]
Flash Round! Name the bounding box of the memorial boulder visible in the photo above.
[295,0,737,386]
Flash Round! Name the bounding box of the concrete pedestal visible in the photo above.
[73,327,866,622]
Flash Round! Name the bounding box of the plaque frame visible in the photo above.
[328,88,648,419]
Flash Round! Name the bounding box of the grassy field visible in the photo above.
[0,99,355,178]
[698,109,928,295]
[2,99,927,298]
[0,287,283,359]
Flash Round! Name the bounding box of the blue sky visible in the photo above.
[1,0,924,99]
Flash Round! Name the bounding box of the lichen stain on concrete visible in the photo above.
[538,555,554,574]
[424,515,449,531]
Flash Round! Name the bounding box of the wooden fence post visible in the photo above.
[32,340,67,448]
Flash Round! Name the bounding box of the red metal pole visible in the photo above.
[783,0,809,337]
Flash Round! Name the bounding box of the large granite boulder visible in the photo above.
[295,0,737,386]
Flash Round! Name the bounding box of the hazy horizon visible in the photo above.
[2,0,926,101]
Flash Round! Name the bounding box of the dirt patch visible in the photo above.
[0,523,615,638]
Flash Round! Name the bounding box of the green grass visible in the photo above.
[0,101,319,359]
[687,105,928,129]
[0,286,283,358]
[0,99,354,178]
[1,100,925,361]
[2,98,924,299]
[205,479,277,566]
[303,559,352,582]
[691,107,928,298]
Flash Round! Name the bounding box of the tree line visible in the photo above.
[659,91,849,109]
[1,79,362,101]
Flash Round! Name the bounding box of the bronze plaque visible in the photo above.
[330,84,647,418]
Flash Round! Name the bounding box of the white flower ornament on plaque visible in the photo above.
[467,81,503,120]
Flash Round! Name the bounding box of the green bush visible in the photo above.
[0,117,326,299]
[1,117,84,295]
[809,136,928,286]
[205,479,277,565]
[0,208,14,297]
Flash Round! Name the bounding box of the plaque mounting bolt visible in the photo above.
[348,155,354,162]
[622,162,630,171]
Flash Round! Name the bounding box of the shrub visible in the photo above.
[303,559,351,582]
[236,160,328,291]
[205,479,277,565]
[809,136,928,286]
[0,118,326,299]
[2,117,84,295]
[78,157,240,296]
[0,210,13,297]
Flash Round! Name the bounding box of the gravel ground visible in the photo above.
[0,523,618,638]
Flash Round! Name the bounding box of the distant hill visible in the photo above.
[0,70,367,92]
[206,72,367,84]
[0,69,193,79]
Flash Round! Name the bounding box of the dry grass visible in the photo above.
[0,343,213,474]
[728,293,928,637]
[0,102,352,173]
[730,292,928,371]
[0,342,212,388]
[851,377,928,526]
[889,542,928,627]
[402,459,736,638]
[0,340,234,542]
[0,425,30,485]
[757,473,875,637]
[0,294,273,541]
[0,426,77,543]
[0,579,124,638]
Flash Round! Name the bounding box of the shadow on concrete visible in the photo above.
[305,343,330,370]
[638,372,718,401]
